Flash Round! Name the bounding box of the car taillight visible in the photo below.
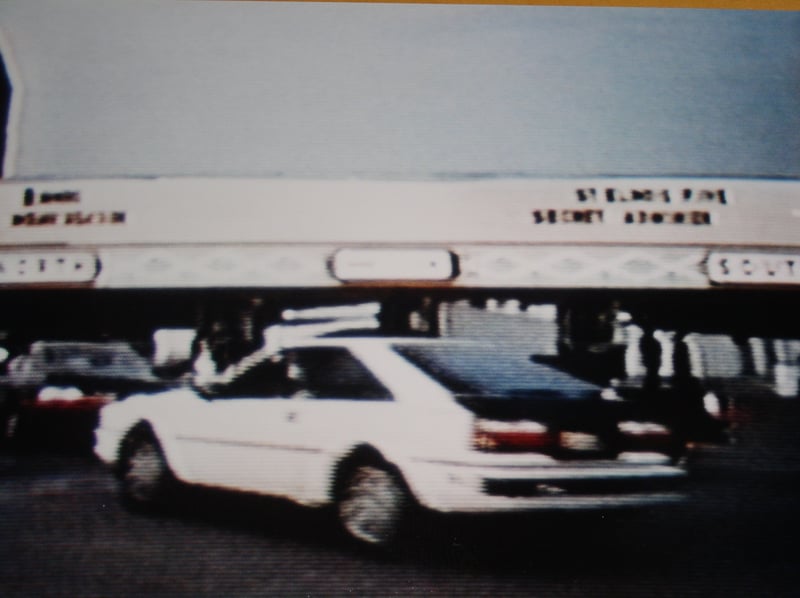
[472,418,557,452]
[617,421,673,452]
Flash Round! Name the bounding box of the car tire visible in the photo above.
[336,463,411,550]
[119,428,176,510]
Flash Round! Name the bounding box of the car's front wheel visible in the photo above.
[336,463,411,550]
[119,428,176,509]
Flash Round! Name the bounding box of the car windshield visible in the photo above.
[393,343,599,400]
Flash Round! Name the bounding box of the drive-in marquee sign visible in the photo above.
[0,177,798,289]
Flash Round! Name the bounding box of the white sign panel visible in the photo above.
[708,251,800,285]
[0,252,98,284]
[331,248,456,282]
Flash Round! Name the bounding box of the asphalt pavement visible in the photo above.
[0,398,799,597]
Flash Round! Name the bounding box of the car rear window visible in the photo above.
[392,343,599,400]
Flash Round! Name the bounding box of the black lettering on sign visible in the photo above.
[12,212,59,226]
[533,209,604,224]
[20,188,82,206]
[576,187,727,205]
[11,211,126,227]
[683,188,727,205]
[64,211,125,225]
[623,210,712,225]
[40,191,81,204]
[576,188,672,203]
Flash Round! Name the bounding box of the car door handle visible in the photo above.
[286,411,298,422]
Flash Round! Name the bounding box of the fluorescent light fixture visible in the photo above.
[331,248,457,282]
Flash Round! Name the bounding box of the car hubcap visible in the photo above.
[125,442,163,502]
[339,466,404,546]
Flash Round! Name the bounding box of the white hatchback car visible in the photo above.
[94,337,687,548]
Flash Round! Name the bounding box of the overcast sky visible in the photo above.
[1,2,798,180]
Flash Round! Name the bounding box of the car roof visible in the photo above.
[280,336,481,350]
[30,340,136,349]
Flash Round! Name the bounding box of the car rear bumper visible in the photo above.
[403,454,688,513]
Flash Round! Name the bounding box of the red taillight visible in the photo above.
[35,390,115,412]
[472,418,557,452]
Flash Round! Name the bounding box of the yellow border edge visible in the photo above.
[263,0,800,11]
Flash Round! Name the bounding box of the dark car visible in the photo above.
[2,341,176,449]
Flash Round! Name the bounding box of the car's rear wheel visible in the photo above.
[336,463,410,549]
[119,428,175,509]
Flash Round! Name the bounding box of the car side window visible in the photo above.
[287,348,392,401]
[89,351,114,368]
[211,359,293,399]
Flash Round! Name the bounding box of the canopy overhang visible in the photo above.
[2,176,798,292]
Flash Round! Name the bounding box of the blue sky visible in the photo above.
[1,2,798,179]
